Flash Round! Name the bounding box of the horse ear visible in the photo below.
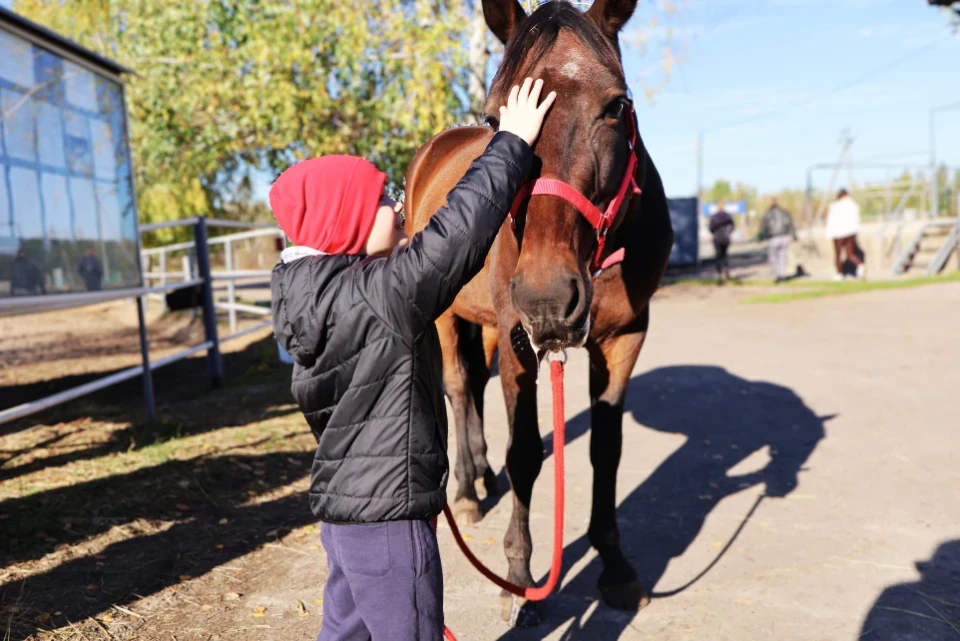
[585,0,639,39]
[482,0,527,45]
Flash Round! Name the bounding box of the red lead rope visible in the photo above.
[440,358,567,641]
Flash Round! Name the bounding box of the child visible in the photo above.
[270,78,556,641]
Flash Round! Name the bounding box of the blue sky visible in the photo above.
[624,0,960,197]
[6,0,957,201]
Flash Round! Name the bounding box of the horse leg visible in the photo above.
[587,320,650,611]
[464,325,501,499]
[498,324,544,626]
[437,313,483,526]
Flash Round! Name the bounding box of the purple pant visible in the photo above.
[318,520,444,641]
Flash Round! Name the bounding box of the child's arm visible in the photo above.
[361,79,555,336]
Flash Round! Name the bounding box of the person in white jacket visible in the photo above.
[825,188,863,280]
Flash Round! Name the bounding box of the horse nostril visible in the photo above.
[564,278,581,321]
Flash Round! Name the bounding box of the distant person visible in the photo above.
[826,188,863,280]
[758,198,798,283]
[708,202,735,283]
[10,248,45,296]
[78,248,104,291]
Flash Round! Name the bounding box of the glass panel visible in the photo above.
[1,169,9,238]
[41,172,72,240]
[1,88,38,162]
[36,102,67,169]
[95,181,120,240]
[9,167,43,241]
[0,28,141,300]
[90,118,117,179]
[69,177,98,240]
[63,110,93,176]
[0,29,33,87]
[63,61,99,112]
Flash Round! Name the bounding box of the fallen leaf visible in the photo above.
[224,593,243,601]
[251,606,267,618]
[179,575,192,581]
[711,541,723,548]
[484,538,496,545]
[218,518,229,525]
[178,480,191,489]
[266,530,278,538]
[462,534,473,542]
[215,544,224,550]
[176,504,191,511]
[35,613,51,623]
[313,599,324,606]
[201,604,213,611]
[297,600,308,616]
[101,614,114,623]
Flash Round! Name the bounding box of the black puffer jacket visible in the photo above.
[271,131,532,523]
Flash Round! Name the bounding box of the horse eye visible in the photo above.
[483,115,500,130]
[603,100,625,120]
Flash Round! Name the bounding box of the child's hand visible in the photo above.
[498,78,557,147]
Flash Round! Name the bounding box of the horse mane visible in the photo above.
[490,1,624,93]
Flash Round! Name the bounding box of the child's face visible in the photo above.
[364,191,408,257]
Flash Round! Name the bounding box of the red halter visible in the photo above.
[508,102,642,276]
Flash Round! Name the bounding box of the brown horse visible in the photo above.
[404,0,673,626]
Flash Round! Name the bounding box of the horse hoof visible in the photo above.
[499,594,545,627]
[598,578,650,612]
[453,498,482,526]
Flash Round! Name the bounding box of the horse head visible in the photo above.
[482,0,645,351]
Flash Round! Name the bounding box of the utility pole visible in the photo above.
[813,129,855,224]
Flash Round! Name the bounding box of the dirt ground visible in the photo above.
[2,278,959,641]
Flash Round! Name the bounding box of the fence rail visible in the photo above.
[1,218,279,428]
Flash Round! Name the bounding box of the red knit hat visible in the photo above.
[269,156,387,255]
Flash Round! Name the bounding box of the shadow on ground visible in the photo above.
[0,335,312,640]
[859,540,960,641]
[494,365,829,640]
[0,336,290,481]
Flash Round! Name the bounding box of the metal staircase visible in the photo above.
[892,219,960,276]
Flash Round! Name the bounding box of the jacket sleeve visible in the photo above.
[355,131,533,337]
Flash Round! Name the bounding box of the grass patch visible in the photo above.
[744,271,960,304]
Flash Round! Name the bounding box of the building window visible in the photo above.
[0,25,141,297]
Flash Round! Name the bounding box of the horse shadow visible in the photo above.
[496,364,829,640]
[859,540,960,641]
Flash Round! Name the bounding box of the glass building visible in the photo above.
[0,7,141,302]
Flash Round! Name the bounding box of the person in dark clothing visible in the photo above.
[708,203,735,283]
[270,78,555,641]
[758,198,798,283]
[10,249,45,296]
[77,248,104,291]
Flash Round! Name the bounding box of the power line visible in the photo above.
[706,33,951,134]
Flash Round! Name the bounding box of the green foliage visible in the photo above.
[14,0,468,236]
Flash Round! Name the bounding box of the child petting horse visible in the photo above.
[269,79,556,641]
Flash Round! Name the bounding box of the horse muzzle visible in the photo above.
[510,270,591,351]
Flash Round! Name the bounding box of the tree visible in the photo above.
[14,0,468,239]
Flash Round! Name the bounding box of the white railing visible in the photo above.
[140,222,285,333]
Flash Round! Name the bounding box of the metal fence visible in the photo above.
[140,221,284,333]
[0,218,278,427]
